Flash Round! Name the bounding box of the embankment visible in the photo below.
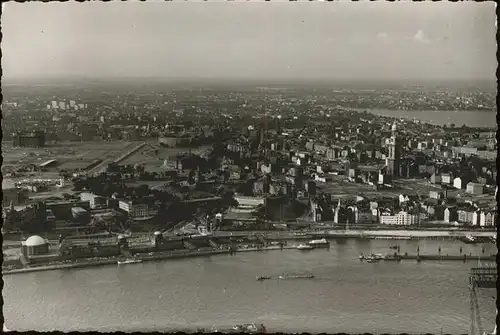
[3,249,232,275]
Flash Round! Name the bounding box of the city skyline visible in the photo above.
[2,2,497,82]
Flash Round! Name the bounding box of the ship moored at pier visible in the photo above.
[117,259,142,265]
[307,238,330,248]
[296,243,313,250]
[461,235,477,244]
[359,253,385,261]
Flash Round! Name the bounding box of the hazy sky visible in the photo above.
[2,1,497,81]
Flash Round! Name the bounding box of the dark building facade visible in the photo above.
[13,130,46,148]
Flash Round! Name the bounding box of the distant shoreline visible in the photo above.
[356,108,497,128]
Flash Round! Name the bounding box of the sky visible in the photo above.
[2,1,497,81]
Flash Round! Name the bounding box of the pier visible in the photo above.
[381,254,497,262]
[469,266,498,335]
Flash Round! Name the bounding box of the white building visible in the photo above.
[314,174,327,183]
[380,211,418,225]
[429,190,445,200]
[417,142,428,150]
[234,196,264,209]
[453,177,464,189]
[472,211,481,226]
[118,200,159,220]
[457,210,474,224]
[441,173,452,184]
[80,192,106,209]
[480,211,494,227]
[399,194,410,204]
[466,182,484,195]
[260,163,271,174]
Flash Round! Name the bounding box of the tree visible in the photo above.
[136,165,145,174]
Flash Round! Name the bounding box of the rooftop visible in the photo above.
[22,235,47,247]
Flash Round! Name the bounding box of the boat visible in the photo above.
[256,276,271,281]
[297,244,313,250]
[308,238,330,248]
[359,253,385,261]
[117,259,142,265]
[366,258,380,263]
[461,234,477,244]
[384,255,403,262]
[278,273,314,280]
[210,323,266,334]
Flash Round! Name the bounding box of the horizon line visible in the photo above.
[2,76,495,83]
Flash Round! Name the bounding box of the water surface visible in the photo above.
[4,239,497,333]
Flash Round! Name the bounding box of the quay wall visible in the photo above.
[4,241,497,276]
[3,249,231,276]
[209,230,496,241]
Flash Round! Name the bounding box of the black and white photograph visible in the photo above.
[1,1,498,334]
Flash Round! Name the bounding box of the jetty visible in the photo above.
[382,254,497,262]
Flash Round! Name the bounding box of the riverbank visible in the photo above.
[4,237,496,276]
[3,249,230,275]
[314,229,497,239]
[2,228,496,245]
[4,245,309,275]
[3,230,496,275]
[213,229,496,239]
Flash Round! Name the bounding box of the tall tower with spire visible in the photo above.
[386,121,401,179]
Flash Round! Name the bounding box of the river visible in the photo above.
[355,108,497,129]
[4,238,497,333]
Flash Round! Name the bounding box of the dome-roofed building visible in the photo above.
[152,231,164,247]
[21,235,49,256]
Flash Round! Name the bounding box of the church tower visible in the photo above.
[386,121,401,179]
